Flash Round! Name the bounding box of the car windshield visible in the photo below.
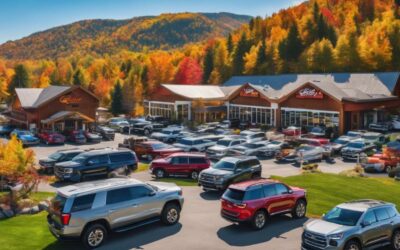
[334,139,348,145]
[347,132,361,137]
[178,139,193,146]
[312,127,324,133]
[347,142,364,149]
[160,130,173,135]
[152,143,170,150]
[363,135,378,141]
[18,131,31,136]
[243,143,260,149]
[217,140,231,146]
[269,141,281,145]
[323,207,363,226]
[213,160,236,171]
[51,194,67,213]
[71,154,88,163]
[49,152,64,161]
[224,188,245,201]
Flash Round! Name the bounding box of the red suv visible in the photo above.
[134,141,182,161]
[38,130,66,145]
[220,179,307,230]
[149,153,211,180]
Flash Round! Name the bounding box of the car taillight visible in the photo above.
[234,203,247,209]
[61,213,71,225]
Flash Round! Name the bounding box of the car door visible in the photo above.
[82,154,109,176]
[233,160,253,183]
[127,185,162,221]
[169,156,189,176]
[270,183,296,213]
[106,187,139,229]
[263,184,281,215]
[373,207,393,243]
[361,209,382,247]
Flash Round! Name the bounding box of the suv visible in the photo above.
[150,153,211,180]
[173,137,216,152]
[39,149,84,174]
[38,130,66,145]
[302,200,400,250]
[341,139,376,161]
[134,141,182,161]
[362,132,389,149]
[198,156,262,191]
[206,137,245,159]
[221,179,307,230]
[92,125,115,141]
[54,148,138,182]
[239,130,265,143]
[131,121,163,136]
[47,178,184,249]
[150,127,183,143]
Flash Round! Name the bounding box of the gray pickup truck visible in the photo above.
[47,178,184,249]
[302,199,400,250]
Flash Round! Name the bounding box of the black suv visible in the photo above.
[39,149,85,174]
[92,125,115,141]
[131,121,164,136]
[54,148,138,182]
[146,115,171,127]
[198,156,262,191]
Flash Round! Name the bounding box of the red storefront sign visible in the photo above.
[240,87,259,97]
[296,88,324,99]
[59,95,82,104]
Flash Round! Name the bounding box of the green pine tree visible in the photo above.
[285,24,303,61]
[232,32,249,75]
[203,46,214,83]
[227,34,234,55]
[72,68,85,86]
[110,80,124,115]
[9,64,30,93]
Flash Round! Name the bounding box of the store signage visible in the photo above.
[59,95,82,104]
[296,88,323,99]
[240,87,259,98]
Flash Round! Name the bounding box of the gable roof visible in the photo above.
[224,72,400,94]
[162,84,233,101]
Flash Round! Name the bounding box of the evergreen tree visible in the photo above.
[348,33,362,72]
[313,1,320,23]
[389,25,400,70]
[9,64,30,93]
[255,40,267,72]
[72,68,85,86]
[203,46,214,83]
[285,24,303,61]
[227,34,234,55]
[110,80,124,115]
[232,32,249,75]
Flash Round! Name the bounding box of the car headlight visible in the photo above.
[328,233,343,240]
[64,168,73,174]
[214,176,225,182]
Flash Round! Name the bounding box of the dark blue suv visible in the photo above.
[54,148,138,182]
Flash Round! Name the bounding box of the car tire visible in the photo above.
[161,203,180,225]
[251,210,267,230]
[82,223,108,249]
[386,166,393,174]
[190,171,199,180]
[392,230,400,250]
[292,199,307,219]
[344,240,361,250]
[155,169,165,179]
[147,155,153,161]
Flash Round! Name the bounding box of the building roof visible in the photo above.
[41,111,95,124]
[162,84,233,101]
[15,86,71,108]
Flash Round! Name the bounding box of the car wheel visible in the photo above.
[155,169,165,178]
[392,230,400,250]
[344,240,361,250]
[82,223,107,249]
[386,166,393,174]
[292,200,307,219]
[190,171,199,180]
[161,203,180,225]
[147,154,154,161]
[251,210,267,230]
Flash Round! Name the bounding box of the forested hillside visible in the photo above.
[1,1,400,115]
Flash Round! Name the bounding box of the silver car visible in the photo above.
[47,178,184,249]
[206,137,245,159]
[283,145,324,163]
[302,200,400,250]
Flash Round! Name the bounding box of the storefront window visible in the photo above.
[281,109,339,129]
[229,105,275,126]
[148,102,175,118]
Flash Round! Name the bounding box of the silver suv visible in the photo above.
[47,178,184,249]
[302,200,400,250]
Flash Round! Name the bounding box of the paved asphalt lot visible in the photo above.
[19,133,388,250]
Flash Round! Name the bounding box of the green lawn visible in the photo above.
[135,162,149,172]
[273,173,400,217]
[157,178,198,186]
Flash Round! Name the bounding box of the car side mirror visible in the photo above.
[288,189,293,194]
[361,221,371,228]
[149,191,156,196]
[87,160,95,166]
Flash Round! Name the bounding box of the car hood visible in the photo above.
[55,161,81,168]
[201,167,233,176]
[154,148,182,153]
[305,219,352,236]
[208,145,228,151]
[342,147,362,152]
[147,181,181,193]
[151,132,168,138]
[39,158,56,164]
[19,135,38,141]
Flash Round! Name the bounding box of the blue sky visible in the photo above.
[0,0,302,44]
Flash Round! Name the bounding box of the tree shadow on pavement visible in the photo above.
[217,215,307,247]
[199,191,223,201]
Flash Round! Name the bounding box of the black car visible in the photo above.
[198,156,262,191]
[131,121,163,136]
[54,148,138,182]
[39,149,85,174]
[92,125,115,140]
[120,118,146,134]
[146,115,170,127]
[0,124,16,137]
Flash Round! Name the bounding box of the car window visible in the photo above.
[275,184,289,195]
[375,208,390,221]
[110,153,133,163]
[106,188,132,204]
[89,155,109,164]
[236,161,250,170]
[189,157,207,164]
[171,157,188,164]
[65,153,80,161]
[244,187,264,200]
[231,140,241,146]
[263,184,278,197]
[130,185,152,199]
[71,194,95,212]
[386,207,398,218]
[363,210,377,225]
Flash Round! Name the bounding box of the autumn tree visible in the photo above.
[110,80,124,115]
[174,57,203,84]
[9,64,30,94]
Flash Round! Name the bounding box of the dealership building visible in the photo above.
[5,85,99,132]
[146,73,400,134]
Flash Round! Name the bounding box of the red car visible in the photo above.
[220,179,307,230]
[149,152,211,180]
[282,126,306,137]
[38,130,65,145]
[298,136,329,146]
[134,141,182,161]
[67,130,87,144]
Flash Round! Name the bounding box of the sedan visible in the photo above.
[84,131,102,143]
[281,145,324,164]
[227,141,270,156]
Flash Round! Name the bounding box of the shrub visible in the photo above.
[340,164,366,177]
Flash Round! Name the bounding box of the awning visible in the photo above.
[41,111,95,124]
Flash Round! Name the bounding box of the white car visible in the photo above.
[150,127,182,143]
[227,141,270,156]
[206,138,246,159]
[259,140,288,157]
[239,130,265,143]
[173,137,216,152]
